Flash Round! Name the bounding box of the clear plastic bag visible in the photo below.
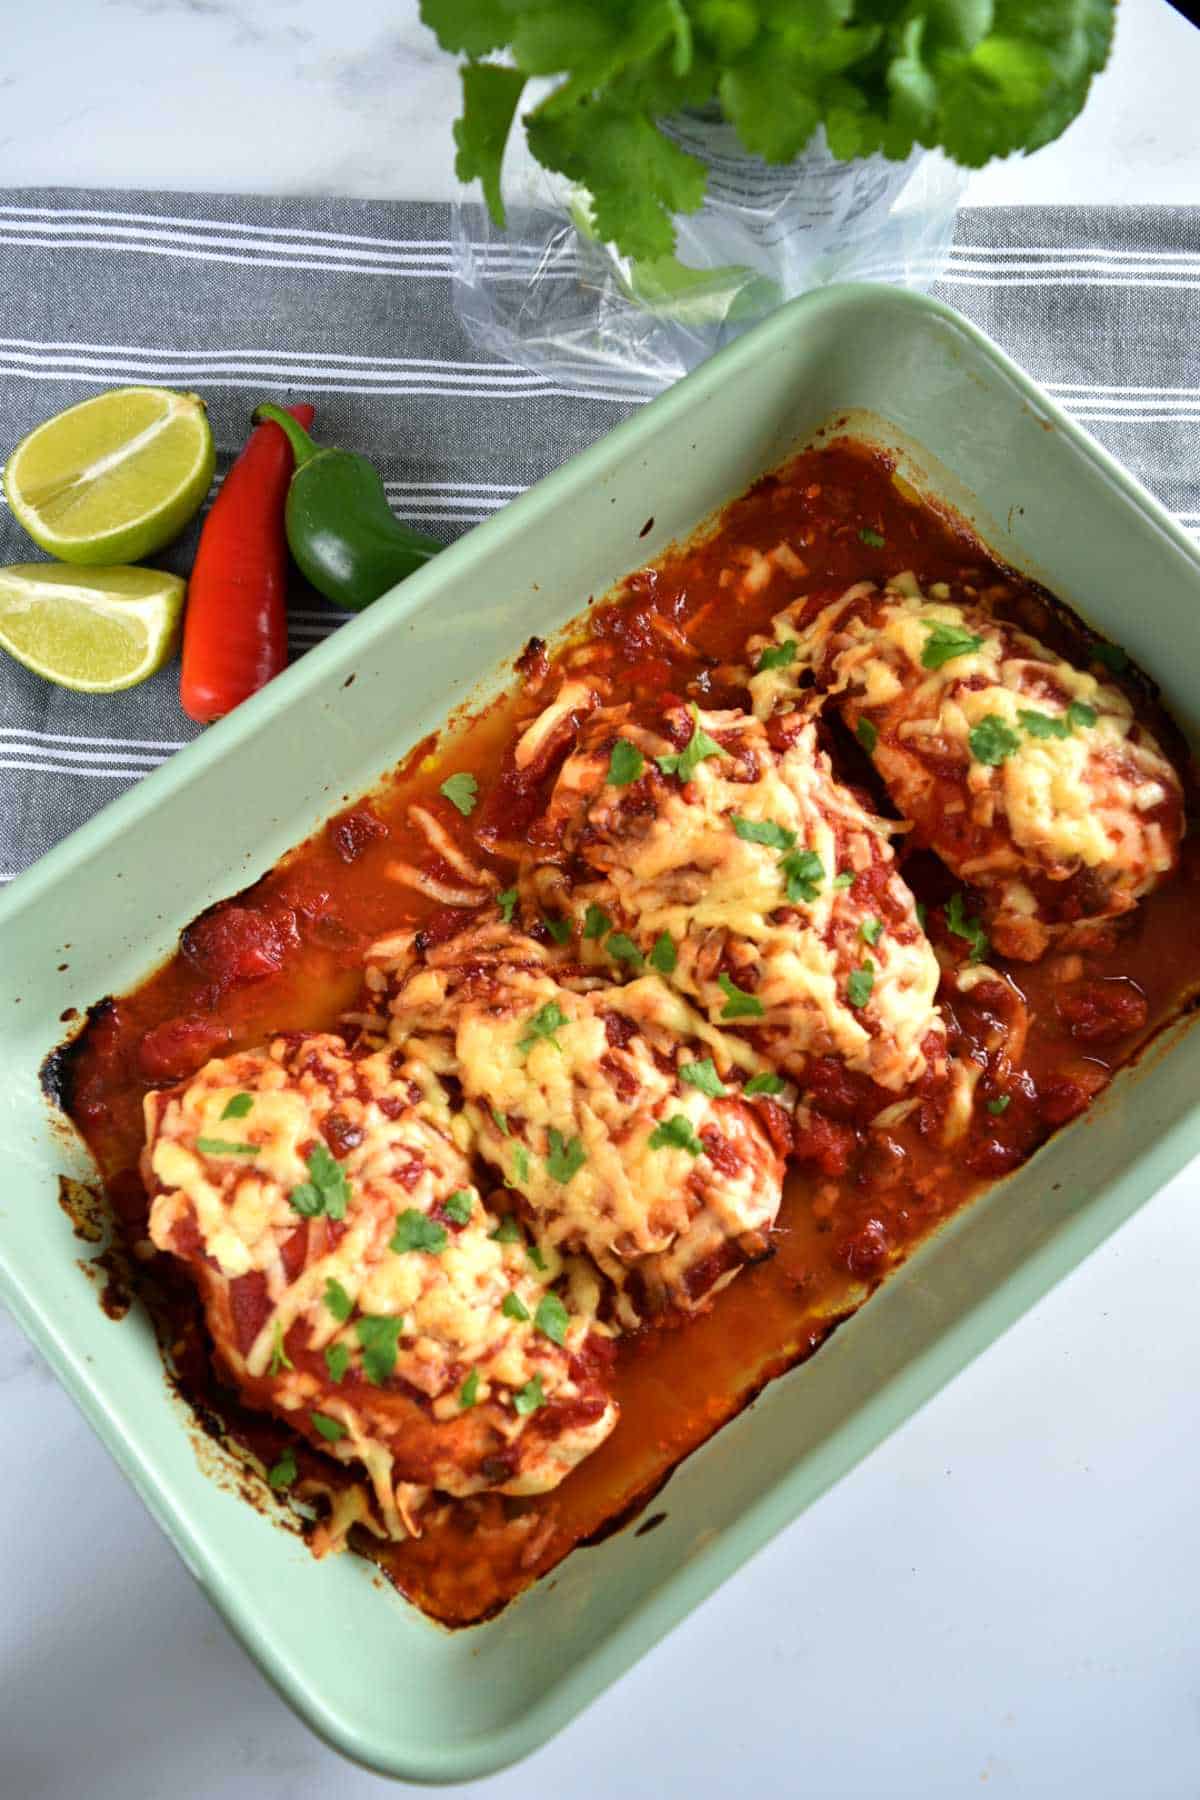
[452,110,967,399]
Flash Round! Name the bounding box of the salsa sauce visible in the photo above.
[57,440,1200,1625]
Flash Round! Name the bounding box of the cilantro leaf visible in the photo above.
[744,1071,786,1097]
[497,886,518,925]
[513,1373,546,1416]
[756,639,797,673]
[527,1243,547,1272]
[452,61,526,228]
[607,739,646,785]
[718,972,764,1020]
[856,716,878,754]
[1019,708,1071,740]
[833,870,855,890]
[269,1319,293,1377]
[440,771,479,817]
[356,1314,403,1385]
[391,1209,448,1255]
[987,1095,1011,1116]
[443,1190,473,1225]
[946,891,990,963]
[519,1000,567,1053]
[501,1291,531,1322]
[649,930,677,974]
[325,1342,351,1384]
[733,814,796,851]
[196,1137,257,1157]
[491,1106,510,1137]
[459,1367,480,1409]
[859,527,886,547]
[922,621,984,669]
[546,1128,586,1183]
[847,961,875,1009]
[679,1057,728,1099]
[780,849,824,904]
[606,931,644,966]
[968,714,1021,765]
[221,1092,253,1120]
[324,1278,353,1323]
[310,1411,347,1443]
[1067,701,1097,730]
[513,1145,530,1184]
[268,1447,297,1489]
[419,0,510,59]
[534,1292,570,1346]
[491,1213,523,1244]
[542,913,572,945]
[650,1113,705,1156]
[288,1143,350,1222]
[583,902,612,940]
[860,916,883,946]
[656,704,725,781]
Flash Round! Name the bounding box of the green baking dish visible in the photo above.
[3,283,1200,1784]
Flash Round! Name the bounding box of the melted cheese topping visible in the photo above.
[369,926,788,1327]
[749,576,1184,954]
[539,702,942,1091]
[145,1032,617,1531]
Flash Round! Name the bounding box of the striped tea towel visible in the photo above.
[0,193,1197,886]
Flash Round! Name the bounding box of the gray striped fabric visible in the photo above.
[1,192,1197,886]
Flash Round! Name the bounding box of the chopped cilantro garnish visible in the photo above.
[324,1277,353,1323]
[833,870,855,890]
[1067,701,1097,729]
[607,739,645,786]
[859,527,886,548]
[310,1411,346,1442]
[491,1107,510,1137]
[583,902,612,940]
[269,1319,293,1377]
[650,1114,706,1156]
[513,1374,546,1417]
[780,849,824,904]
[656,704,725,781]
[221,1092,253,1120]
[921,621,984,669]
[968,715,1021,766]
[440,771,478,817]
[288,1142,350,1221]
[856,716,878,754]
[718,972,764,1020]
[443,1190,473,1225]
[744,1072,786,1097]
[860,916,883,946]
[847,961,875,1009]
[679,1057,727,1098]
[1019,708,1071,740]
[497,886,518,925]
[606,931,644,966]
[513,1145,530,1183]
[390,1208,448,1255]
[196,1137,257,1157]
[649,931,677,974]
[1094,642,1128,673]
[542,913,571,945]
[534,1292,570,1346]
[268,1448,297,1489]
[987,1095,1011,1116]
[527,1243,547,1271]
[325,1342,350,1384]
[459,1368,480,1410]
[501,1291,531,1322]
[356,1314,403,1385]
[946,891,990,963]
[519,999,567,1053]
[756,639,798,673]
[733,814,796,851]
[546,1128,586,1183]
[491,1214,523,1244]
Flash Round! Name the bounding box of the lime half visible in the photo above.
[3,386,215,565]
[0,563,185,692]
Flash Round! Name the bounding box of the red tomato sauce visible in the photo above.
[55,439,1200,1625]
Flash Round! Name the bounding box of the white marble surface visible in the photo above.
[4,2,1200,1797]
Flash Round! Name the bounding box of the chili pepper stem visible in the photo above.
[253,403,320,468]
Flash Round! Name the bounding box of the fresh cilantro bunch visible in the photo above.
[419,0,1115,262]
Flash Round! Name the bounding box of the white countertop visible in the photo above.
[4,3,1200,1796]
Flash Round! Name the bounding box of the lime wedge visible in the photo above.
[0,563,185,692]
[3,387,215,565]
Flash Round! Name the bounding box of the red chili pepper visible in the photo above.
[180,403,315,723]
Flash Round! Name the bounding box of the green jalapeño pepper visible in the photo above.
[252,404,440,612]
